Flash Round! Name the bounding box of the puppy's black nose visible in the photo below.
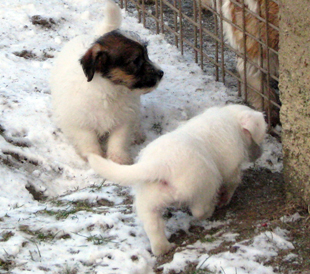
[158,70,164,79]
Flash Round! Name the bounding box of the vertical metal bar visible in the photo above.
[258,1,264,110]
[178,0,184,55]
[155,0,159,34]
[160,0,164,33]
[198,0,203,69]
[142,0,146,28]
[174,0,179,48]
[264,0,271,129]
[241,0,248,102]
[214,0,219,81]
[194,0,198,64]
[137,0,141,23]
[218,0,225,83]
[178,0,183,55]
[238,81,242,97]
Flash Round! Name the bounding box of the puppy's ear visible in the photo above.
[80,44,108,82]
[240,110,267,144]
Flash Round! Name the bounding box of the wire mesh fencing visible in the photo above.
[119,0,280,133]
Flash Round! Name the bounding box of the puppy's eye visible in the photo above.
[132,56,142,67]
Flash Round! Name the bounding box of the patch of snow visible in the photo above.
[0,0,287,273]
[280,212,302,223]
[197,232,294,274]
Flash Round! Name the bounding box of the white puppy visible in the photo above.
[50,0,163,164]
[88,104,266,256]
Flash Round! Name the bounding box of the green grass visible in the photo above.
[184,256,217,274]
[0,258,14,271]
[19,225,71,241]
[200,236,217,243]
[61,265,78,274]
[89,181,106,192]
[0,231,14,242]
[38,200,95,220]
[86,234,114,245]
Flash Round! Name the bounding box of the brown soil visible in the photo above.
[154,168,310,274]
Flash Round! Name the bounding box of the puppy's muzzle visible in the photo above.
[134,65,164,91]
[152,68,164,85]
[157,69,164,79]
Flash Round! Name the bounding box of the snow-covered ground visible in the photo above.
[0,0,293,273]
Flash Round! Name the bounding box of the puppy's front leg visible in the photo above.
[64,127,103,161]
[107,123,133,165]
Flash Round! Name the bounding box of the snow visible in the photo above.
[0,0,291,273]
[280,212,302,223]
[196,230,294,274]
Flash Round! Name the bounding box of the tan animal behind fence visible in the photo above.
[212,0,279,125]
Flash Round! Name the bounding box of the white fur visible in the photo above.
[88,104,267,256]
[94,0,122,36]
[50,0,150,163]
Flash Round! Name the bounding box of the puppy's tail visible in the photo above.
[95,0,122,36]
[88,154,165,186]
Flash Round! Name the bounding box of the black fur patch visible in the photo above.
[80,30,163,89]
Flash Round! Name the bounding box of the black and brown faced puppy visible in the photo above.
[81,31,163,90]
[50,0,163,164]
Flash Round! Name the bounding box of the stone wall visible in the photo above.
[279,0,310,209]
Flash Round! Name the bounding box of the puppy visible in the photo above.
[200,0,279,122]
[50,0,164,164]
[88,104,267,256]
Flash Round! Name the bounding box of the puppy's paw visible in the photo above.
[107,152,133,165]
[151,241,175,257]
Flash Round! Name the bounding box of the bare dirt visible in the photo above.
[2,2,307,273]
[153,167,310,274]
[117,2,309,273]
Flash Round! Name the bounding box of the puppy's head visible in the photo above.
[80,30,164,93]
[239,108,267,162]
[225,104,266,162]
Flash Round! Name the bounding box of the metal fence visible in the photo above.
[119,0,280,133]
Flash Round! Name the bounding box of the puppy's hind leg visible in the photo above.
[190,200,216,220]
[190,190,216,220]
[135,185,174,256]
[189,176,219,220]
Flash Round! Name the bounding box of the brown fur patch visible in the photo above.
[222,0,280,123]
[230,0,279,60]
[80,30,163,90]
[108,68,136,87]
